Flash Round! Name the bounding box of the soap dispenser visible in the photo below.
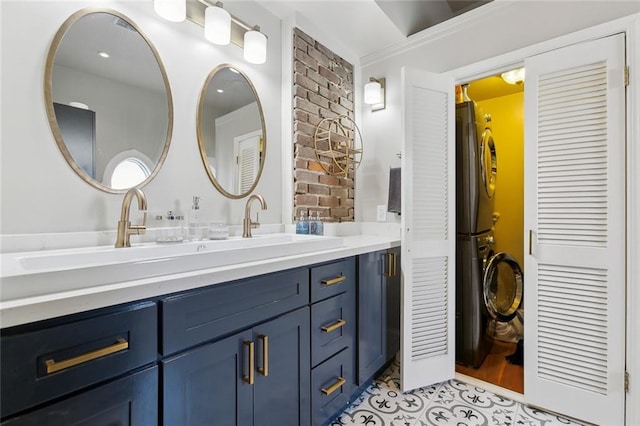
[296,211,309,235]
[188,196,203,241]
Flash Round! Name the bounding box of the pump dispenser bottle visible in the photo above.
[296,211,309,234]
[188,196,203,241]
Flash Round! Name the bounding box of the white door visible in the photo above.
[400,67,455,391]
[524,34,626,425]
[234,130,262,194]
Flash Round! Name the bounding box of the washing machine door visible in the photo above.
[480,128,497,198]
[483,252,523,322]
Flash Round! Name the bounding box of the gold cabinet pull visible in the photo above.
[243,340,255,385]
[321,275,346,286]
[321,376,346,395]
[44,338,128,374]
[258,334,269,377]
[321,319,346,333]
[385,252,397,278]
[392,252,397,277]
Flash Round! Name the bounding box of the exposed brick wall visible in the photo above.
[293,28,355,223]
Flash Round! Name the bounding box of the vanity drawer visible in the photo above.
[1,366,158,425]
[311,347,354,426]
[310,257,355,303]
[0,302,157,418]
[311,291,355,367]
[161,267,309,355]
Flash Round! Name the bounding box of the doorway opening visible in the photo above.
[454,70,525,394]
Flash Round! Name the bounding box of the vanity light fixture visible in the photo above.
[364,77,385,111]
[153,0,186,22]
[177,0,268,65]
[244,27,267,64]
[204,2,231,45]
[501,67,525,85]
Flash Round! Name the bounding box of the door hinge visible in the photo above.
[625,371,630,393]
[624,66,629,87]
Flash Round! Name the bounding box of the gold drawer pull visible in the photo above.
[321,275,346,286]
[243,340,255,384]
[258,334,269,377]
[45,338,128,374]
[321,376,346,395]
[321,319,346,333]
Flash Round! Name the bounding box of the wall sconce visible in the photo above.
[155,0,268,64]
[364,77,385,111]
[153,0,186,22]
[501,67,525,85]
[204,2,231,45]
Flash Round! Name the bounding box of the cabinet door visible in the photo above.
[253,308,310,426]
[357,250,386,385]
[162,331,253,426]
[386,247,401,362]
[2,366,157,426]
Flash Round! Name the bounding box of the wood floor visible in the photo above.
[455,340,524,394]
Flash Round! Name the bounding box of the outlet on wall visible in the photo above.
[376,205,387,222]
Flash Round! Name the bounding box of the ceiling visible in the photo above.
[257,0,640,65]
[256,0,495,58]
[374,0,492,36]
[466,74,524,102]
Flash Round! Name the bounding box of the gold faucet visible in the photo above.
[115,187,148,248]
[243,194,267,238]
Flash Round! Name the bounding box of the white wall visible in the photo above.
[0,0,282,236]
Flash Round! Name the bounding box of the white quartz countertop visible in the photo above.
[0,234,400,328]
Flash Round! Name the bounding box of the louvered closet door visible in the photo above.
[400,67,455,391]
[524,34,626,425]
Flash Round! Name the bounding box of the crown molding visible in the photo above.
[361,0,518,68]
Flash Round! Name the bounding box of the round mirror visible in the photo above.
[197,64,266,199]
[44,9,173,193]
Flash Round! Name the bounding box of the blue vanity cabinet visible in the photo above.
[385,247,401,362]
[163,307,310,426]
[160,267,311,426]
[356,249,401,385]
[162,329,253,425]
[253,307,311,426]
[0,302,158,424]
[309,258,356,426]
[1,366,158,426]
[160,268,309,356]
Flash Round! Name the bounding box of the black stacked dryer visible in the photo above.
[455,100,497,368]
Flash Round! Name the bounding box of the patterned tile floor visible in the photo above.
[331,358,587,426]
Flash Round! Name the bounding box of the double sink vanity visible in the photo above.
[0,227,401,425]
[0,3,402,424]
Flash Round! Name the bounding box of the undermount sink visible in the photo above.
[1,233,344,278]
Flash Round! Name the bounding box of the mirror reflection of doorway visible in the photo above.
[234,130,261,194]
[53,102,95,179]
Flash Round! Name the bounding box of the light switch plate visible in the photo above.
[376,205,387,222]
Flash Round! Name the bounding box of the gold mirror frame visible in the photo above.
[44,8,174,193]
[197,64,266,199]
